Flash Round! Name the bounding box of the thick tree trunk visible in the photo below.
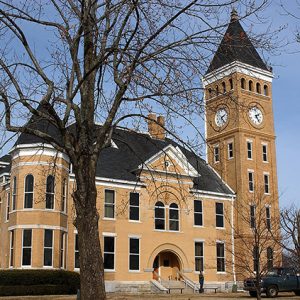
[73,161,106,300]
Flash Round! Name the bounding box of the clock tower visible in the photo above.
[203,10,280,276]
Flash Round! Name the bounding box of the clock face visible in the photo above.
[215,108,228,127]
[248,106,263,125]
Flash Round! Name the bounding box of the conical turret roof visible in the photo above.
[206,9,268,74]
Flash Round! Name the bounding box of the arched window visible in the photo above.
[46,175,55,209]
[155,201,165,230]
[229,78,233,90]
[208,88,212,99]
[241,78,246,89]
[169,203,179,231]
[249,80,253,91]
[24,175,34,209]
[215,85,219,96]
[12,176,17,211]
[222,81,226,93]
[256,82,261,94]
[267,247,273,269]
[263,85,268,96]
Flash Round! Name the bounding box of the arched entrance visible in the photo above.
[152,251,181,280]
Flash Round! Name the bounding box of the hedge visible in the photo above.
[0,270,80,296]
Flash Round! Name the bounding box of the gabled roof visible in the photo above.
[206,9,269,74]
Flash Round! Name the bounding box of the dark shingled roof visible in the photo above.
[6,106,234,196]
[97,128,233,195]
[15,102,63,147]
[206,10,268,74]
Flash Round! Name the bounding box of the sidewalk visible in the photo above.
[0,292,299,300]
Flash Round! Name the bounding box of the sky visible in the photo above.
[0,1,299,208]
[255,1,300,207]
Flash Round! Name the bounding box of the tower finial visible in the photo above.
[230,8,238,22]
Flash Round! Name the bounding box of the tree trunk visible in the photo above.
[73,161,106,300]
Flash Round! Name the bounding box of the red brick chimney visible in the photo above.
[147,114,165,140]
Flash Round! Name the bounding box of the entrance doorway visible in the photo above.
[152,251,181,280]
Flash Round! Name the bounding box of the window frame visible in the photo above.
[129,237,140,272]
[264,173,270,194]
[266,206,271,230]
[228,142,234,159]
[154,201,165,231]
[129,192,140,222]
[262,143,268,162]
[60,232,66,269]
[61,178,67,213]
[43,229,53,267]
[74,233,80,270]
[104,189,115,219]
[9,230,14,268]
[194,241,204,272]
[248,170,254,192]
[215,202,224,228]
[45,175,55,210]
[103,235,115,272]
[194,200,203,227]
[216,242,225,272]
[24,174,34,209]
[6,192,10,222]
[169,203,179,232]
[267,247,273,270]
[22,229,32,267]
[213,145,220,163]
[250,205,256,228]
[247,140,253,160]
[12,176,17,211]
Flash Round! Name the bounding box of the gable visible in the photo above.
[138,144,199,177]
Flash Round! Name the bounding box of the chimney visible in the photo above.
[147,113,165,140]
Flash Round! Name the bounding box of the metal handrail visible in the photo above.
[177,270,198,292]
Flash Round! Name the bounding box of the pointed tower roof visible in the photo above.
[15,102,63,147]
[206,9,268,74]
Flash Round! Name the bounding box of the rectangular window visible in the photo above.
[264,174,270,194]
[214,146,220,163]
[195,242,204,272]
[250,205,256,228]
[216,203,224,228]
[104,236,115,270]
[248,171,254,192]
[216,243,225,272]
[44,229,53,267]
[266,207,271,230]
[104,190,115,219]
[12,177,16,211]
[262,144,268,162]
[61,179,67,213]
[228,142,234,159]
[194,200,203,226]
[10,230,14,267]
[247,141,253,159]
[129,238,140,271]
[22,229,32,266]
[75,233,80,269]
[6,192,10,221]
[60,232,66,269]
[129,192,139,221]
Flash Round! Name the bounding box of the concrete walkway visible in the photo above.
[0,292,299,300]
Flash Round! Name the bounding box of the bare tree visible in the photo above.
[226,187,281,299]
[280,205,300,269]
[0,1,270,299]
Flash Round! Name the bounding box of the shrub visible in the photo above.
[0,270,80,296]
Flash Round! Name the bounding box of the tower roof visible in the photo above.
[206,10,269,74]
